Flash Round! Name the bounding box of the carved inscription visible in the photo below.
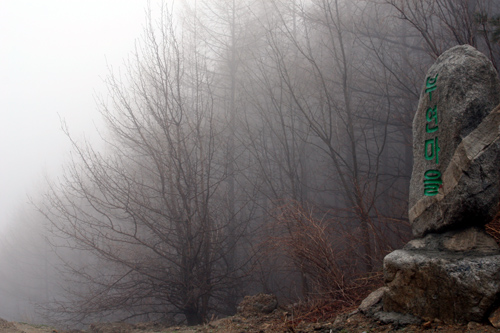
[423,74,441,196]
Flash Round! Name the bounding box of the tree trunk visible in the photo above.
[184,308,203,326]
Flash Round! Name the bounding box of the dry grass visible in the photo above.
[256,200,404,326]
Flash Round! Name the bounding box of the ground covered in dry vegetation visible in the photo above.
[3,220,500,333]
[2,311,500,333]
[3,295,500,333]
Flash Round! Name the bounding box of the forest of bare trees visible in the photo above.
[1,0,500,328]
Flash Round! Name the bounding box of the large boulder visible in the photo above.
[383,238,500,323]
[381,45,500,325]
[409,44,500,237]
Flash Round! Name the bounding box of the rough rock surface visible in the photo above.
[409,44,500,237]
[372,311,423,326]
[358,287,423,327]
[382,45,500,326]
[358,287,387,315]
[383,242,500,324]
[404,227,500,253]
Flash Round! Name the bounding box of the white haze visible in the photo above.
[0,0,150,232]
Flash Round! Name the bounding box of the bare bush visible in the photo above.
[260,200,408,308]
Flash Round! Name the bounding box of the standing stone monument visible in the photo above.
[382,45,500,324]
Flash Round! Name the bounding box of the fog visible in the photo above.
[0,0,499,329]
[0,1,154,324]
[0,0,148,232]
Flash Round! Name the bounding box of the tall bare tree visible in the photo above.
[386,0,500,69]
[37,4,248,326]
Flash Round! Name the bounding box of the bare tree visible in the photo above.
[37,4,248,326]
[230,0,416,302]
[251,0,405,272]
[386,0,500,69]
[177,0,272,312]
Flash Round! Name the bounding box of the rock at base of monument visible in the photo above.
[358,287,423,327]
[404,227,500,253]
[383,233,500,324]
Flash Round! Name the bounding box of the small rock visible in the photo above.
[422,320,432,329]
[332,313,349,328]
[236,293,278,315]
[489,306,500,328]
[373,311,422,326]
[467,321,484,330]
[358,287,387,316]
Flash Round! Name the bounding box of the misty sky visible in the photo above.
[0,1,150,231]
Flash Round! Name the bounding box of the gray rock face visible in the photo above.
[404,228,500,253]
[383,244,500,323]
[382,45,500,325]
[409,45,500,237]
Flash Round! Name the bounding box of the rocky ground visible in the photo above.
[2,311,500,333]
[2,293,500,333]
